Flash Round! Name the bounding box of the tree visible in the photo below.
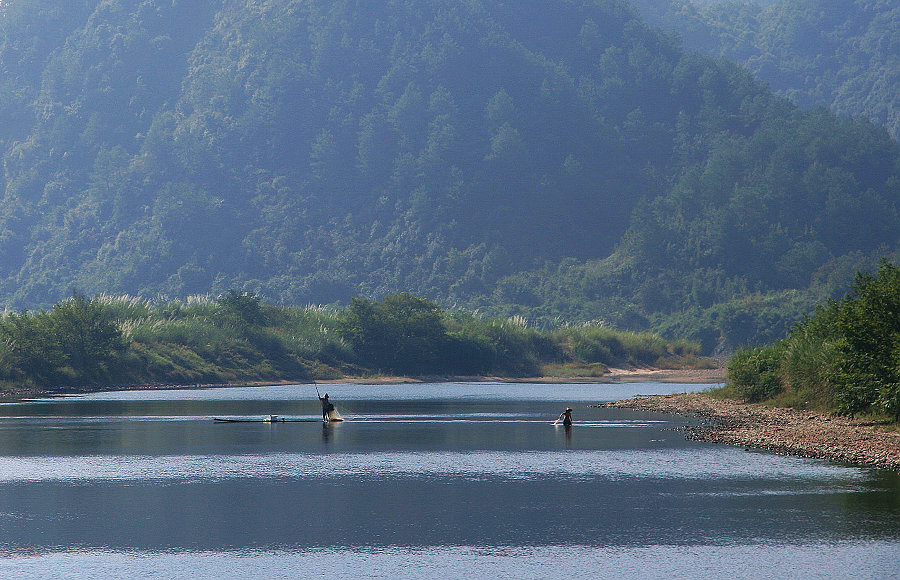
[49,290,127,383]
[0,310,66,385]
[339,292,448,375]
[217,290,266,325]
[832,262,900,419]
[0,290,126,387]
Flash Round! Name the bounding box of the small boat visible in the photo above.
[213,416,320,423]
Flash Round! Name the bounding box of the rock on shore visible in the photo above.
[599,393,900,471]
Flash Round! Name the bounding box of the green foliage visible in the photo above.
[725,261,900,421]
[830,262,900,420]
[1,0,899,359]
[442,311,552,377]
[776,320,838,409]
[340,292,497,375]
[0,291,705,391]
[0,311,67,385]
[633,0,900,140]
[49,290,127,378]
[553,325,700,368]
[0,291,125,387]
[217,290,266,326]
[725,343,784,403]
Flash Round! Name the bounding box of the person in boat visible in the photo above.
[320,393,335,422]
[558,407,573,426]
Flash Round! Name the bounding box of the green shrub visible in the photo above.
[830,263,900,420]
[726,344,784,403]
[777,325,838,410]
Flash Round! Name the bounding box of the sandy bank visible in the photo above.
[599,393,900,471]
[599,367,725,384]
[0,368,725,403]
[314,367,725,385]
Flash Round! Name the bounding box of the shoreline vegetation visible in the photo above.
[725,261,900,423]
[600,393,900,472]
[0,290,716,402]
[633,261,900,472]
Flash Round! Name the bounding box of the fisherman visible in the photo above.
[320,393,335,422]
[558,407,573,426]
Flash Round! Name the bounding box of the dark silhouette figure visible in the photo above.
[320,393,335,422]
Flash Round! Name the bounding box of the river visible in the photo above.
[0,382,898,578]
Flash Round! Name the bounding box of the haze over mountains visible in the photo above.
[1,0,898,352]
[634,0,900,140]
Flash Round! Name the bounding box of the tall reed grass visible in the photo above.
[0,292,713,390]
[552,325,701,367]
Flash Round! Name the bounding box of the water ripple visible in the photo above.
[0,448,864,483]
[0,542,897,579]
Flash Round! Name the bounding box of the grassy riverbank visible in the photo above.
[0,291,715,400]
[602,393,900,471]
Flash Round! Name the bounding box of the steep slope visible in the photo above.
[0,0,898,353]
[0,0,704,303]
[632,0,900,140]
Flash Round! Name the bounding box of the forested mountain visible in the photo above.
[1,0,898,353]
[632,0,900,139]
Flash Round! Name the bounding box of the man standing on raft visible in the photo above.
[320,393,335,422]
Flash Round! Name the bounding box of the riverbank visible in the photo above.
[314,367,726,385]
[0,367,725,402]
[599,393,900,471]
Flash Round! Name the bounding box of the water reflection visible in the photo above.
[321,420,341,445]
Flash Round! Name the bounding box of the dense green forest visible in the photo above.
[725,261,900,422]
[633,0,900,140]
[1,0,899,356]
[0,291,705,393]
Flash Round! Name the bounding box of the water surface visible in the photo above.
[0,382,897,578]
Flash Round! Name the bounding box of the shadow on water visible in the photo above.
[837,469,900,537]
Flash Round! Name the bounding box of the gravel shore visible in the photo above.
[599,393,900,471]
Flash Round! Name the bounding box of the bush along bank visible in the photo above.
[723,261,900,423]
[0,291,710,395]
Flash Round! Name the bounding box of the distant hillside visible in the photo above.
[1,0,898,354]
[632,0,900,140]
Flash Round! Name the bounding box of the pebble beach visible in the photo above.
[599,393,900,471]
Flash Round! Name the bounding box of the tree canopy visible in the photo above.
[633,0,900,139]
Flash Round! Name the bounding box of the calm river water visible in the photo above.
[0,382,898,578]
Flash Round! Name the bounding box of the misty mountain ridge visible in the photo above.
[0,0,898,352]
